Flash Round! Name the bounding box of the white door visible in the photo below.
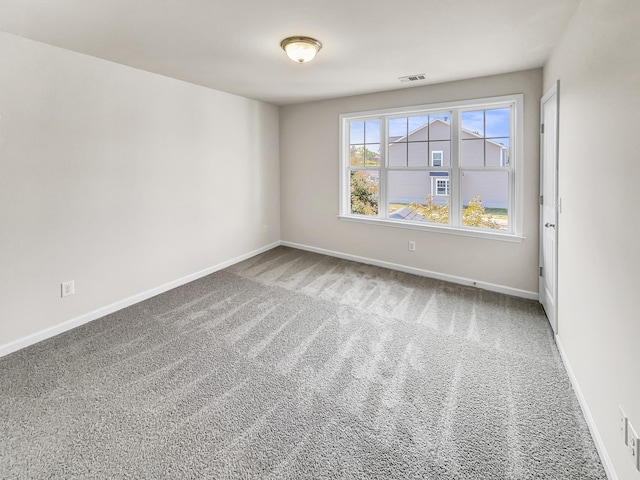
[540,82,559,333]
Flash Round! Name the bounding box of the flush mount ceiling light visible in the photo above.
[280,36,322,63]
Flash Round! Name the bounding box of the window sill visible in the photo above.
[337,214,525,243]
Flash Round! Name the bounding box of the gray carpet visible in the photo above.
[0,246,606,479]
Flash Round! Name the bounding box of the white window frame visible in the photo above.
[432,177,450,196]
[431,150,443,167]
[338,94,524,242]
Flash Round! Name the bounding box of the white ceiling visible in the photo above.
[0,0,580,105]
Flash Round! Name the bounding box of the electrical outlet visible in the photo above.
[408,241,416,252]
[620,406,629,443]
[61,280,75,298]
[628,421,639,471]
[263,224,268,234]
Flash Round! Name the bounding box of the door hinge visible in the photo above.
[540,195,544,205]
[540,123,545,134]
[539,266,543,277]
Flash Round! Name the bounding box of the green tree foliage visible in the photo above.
[462,196,500,229]
[350,171,378,215]
[408,194,500,229]
[350,146,380,166]
[409,195,449,224]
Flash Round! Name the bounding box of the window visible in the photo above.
[339,94,523,240]
[433,177,450,196]
[431,150,443,167]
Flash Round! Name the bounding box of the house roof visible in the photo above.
[390,118,508,150]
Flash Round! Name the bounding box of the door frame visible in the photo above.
[539,81,560,333]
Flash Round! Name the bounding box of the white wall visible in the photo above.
[544,1,640,479]
[280,69,542,294]
[0,33,280,349]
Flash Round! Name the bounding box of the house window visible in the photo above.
[431,150,443,167]
[339,94,523,239]
[433,177,450,196]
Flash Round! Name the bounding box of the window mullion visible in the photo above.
[379,118,387,219]
[450,110,461,228]
[340,118,349,215]
[509,104,516,233]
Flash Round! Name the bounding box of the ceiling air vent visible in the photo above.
[399,74,426,83]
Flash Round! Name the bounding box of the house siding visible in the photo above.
[387,119,508,208]
[462,171,508,209]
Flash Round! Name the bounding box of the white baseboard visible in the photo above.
[280,241,538,300]
[556,335,618,480]
[0,242,281,359]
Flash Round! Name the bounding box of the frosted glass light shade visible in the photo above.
[280,37,322,63]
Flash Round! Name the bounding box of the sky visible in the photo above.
[350,108,510,144]
[461,108,510,137]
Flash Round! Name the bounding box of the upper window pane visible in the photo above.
[389,118,408,141]
[488,138,509,167]
[485,108,510,138]
[350,145,365,166]
[350,145,380,167]
[389,113,452,168]
[461,139,485,167]
[350,121,364,144]
[365,144,380,166]
[408,142,428,167]
[429,113,451,141]
[462,111,485,137]
[408,116,428,141]
[388,142,407,167]
[365,120,381,144]
[461,108,511,168]
[429,142,451,166]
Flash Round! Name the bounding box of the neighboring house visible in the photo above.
[387,119,509,209]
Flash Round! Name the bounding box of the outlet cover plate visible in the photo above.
[61,280,75,297]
